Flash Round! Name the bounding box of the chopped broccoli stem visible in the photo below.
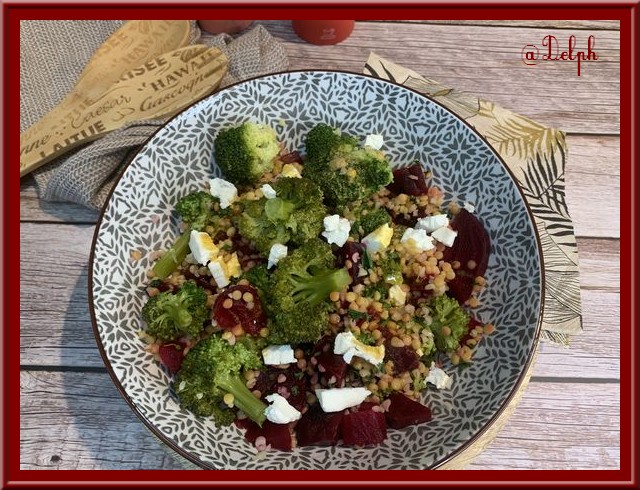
[216,373,267,426]
[152,229,191,280]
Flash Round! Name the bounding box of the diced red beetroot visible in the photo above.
[252,366,309,412]
[379,327,419,375]
[181,270,215,292]
[387,163,429,196]
[341,409,387,446]
[337,241,366,286]
[280,150,303,164]
[212,285,267,336]
[385,345,420,374]
[385,393,433,429]
[158,341,187,374]
[272,366,309,412]
[459,316,485,348]
[311,335,334,357]
[357,401,379,412]
[316,350,348,387]
[296,404,344,447]
[217,232,265,269]
[239,419,294,452]
[442,209,491,304]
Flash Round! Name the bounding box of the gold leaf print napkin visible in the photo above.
[364,53,582,345]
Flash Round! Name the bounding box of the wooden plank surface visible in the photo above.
[260,21,620,134]
[19,370,619,470]
[18,19,621,472]
[20,222,620,380]
[19,135,621,239]
[394,20,620,30]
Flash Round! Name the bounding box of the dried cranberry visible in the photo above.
[387,163,429,196]
[212,285,267,336]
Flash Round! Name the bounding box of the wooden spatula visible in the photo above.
[20,20,193,176]
[20,45,228,176]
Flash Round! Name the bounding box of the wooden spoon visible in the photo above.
[20,45,228,176]
[20,20,192,173]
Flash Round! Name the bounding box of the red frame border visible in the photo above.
[5,2,637,488]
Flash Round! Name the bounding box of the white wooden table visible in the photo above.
[20,20,620,470]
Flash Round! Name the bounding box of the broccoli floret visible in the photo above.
[272,177,326,244]
[340,200,391,238]
[243,264,271,295]
[214,122,280,185]
[356,207,392,237]
[175,191,215,231]
[269,239,350,343]
[235,177,326,255]
[376,252,403,286]
[142,281,208,342]
[303,124,393,207]
[236,198,290,255]
[428,295,470,352]
[174,333,267,426]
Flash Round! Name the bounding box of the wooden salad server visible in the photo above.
[20,19,193,177]
[19,45,228,175]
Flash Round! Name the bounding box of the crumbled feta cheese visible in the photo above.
[315,387,371,413]
[361,223,393,254]
[400,228,435,252]
[431,226,458,247]
[463,202,475,213]
[280,164,301,178]
[261,184,277,199]
[262,345,297,365]
[264,393,302,424]
[189,230,219,265]
[334,332,385,366]
[425,363,453,390]
[267,243,288,269]
[415,214,449,233]
[388,284,407,306]
[364,134,384,150]
[208,258,229,288]
[209,178,237,209]
[321,214,351,247]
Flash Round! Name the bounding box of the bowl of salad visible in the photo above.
[89,71,543,470]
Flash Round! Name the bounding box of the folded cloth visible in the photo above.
[363,53,582,345]
[20,21,288,209]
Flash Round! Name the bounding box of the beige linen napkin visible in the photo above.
[20,21,288,209]
[363,53,583,345]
